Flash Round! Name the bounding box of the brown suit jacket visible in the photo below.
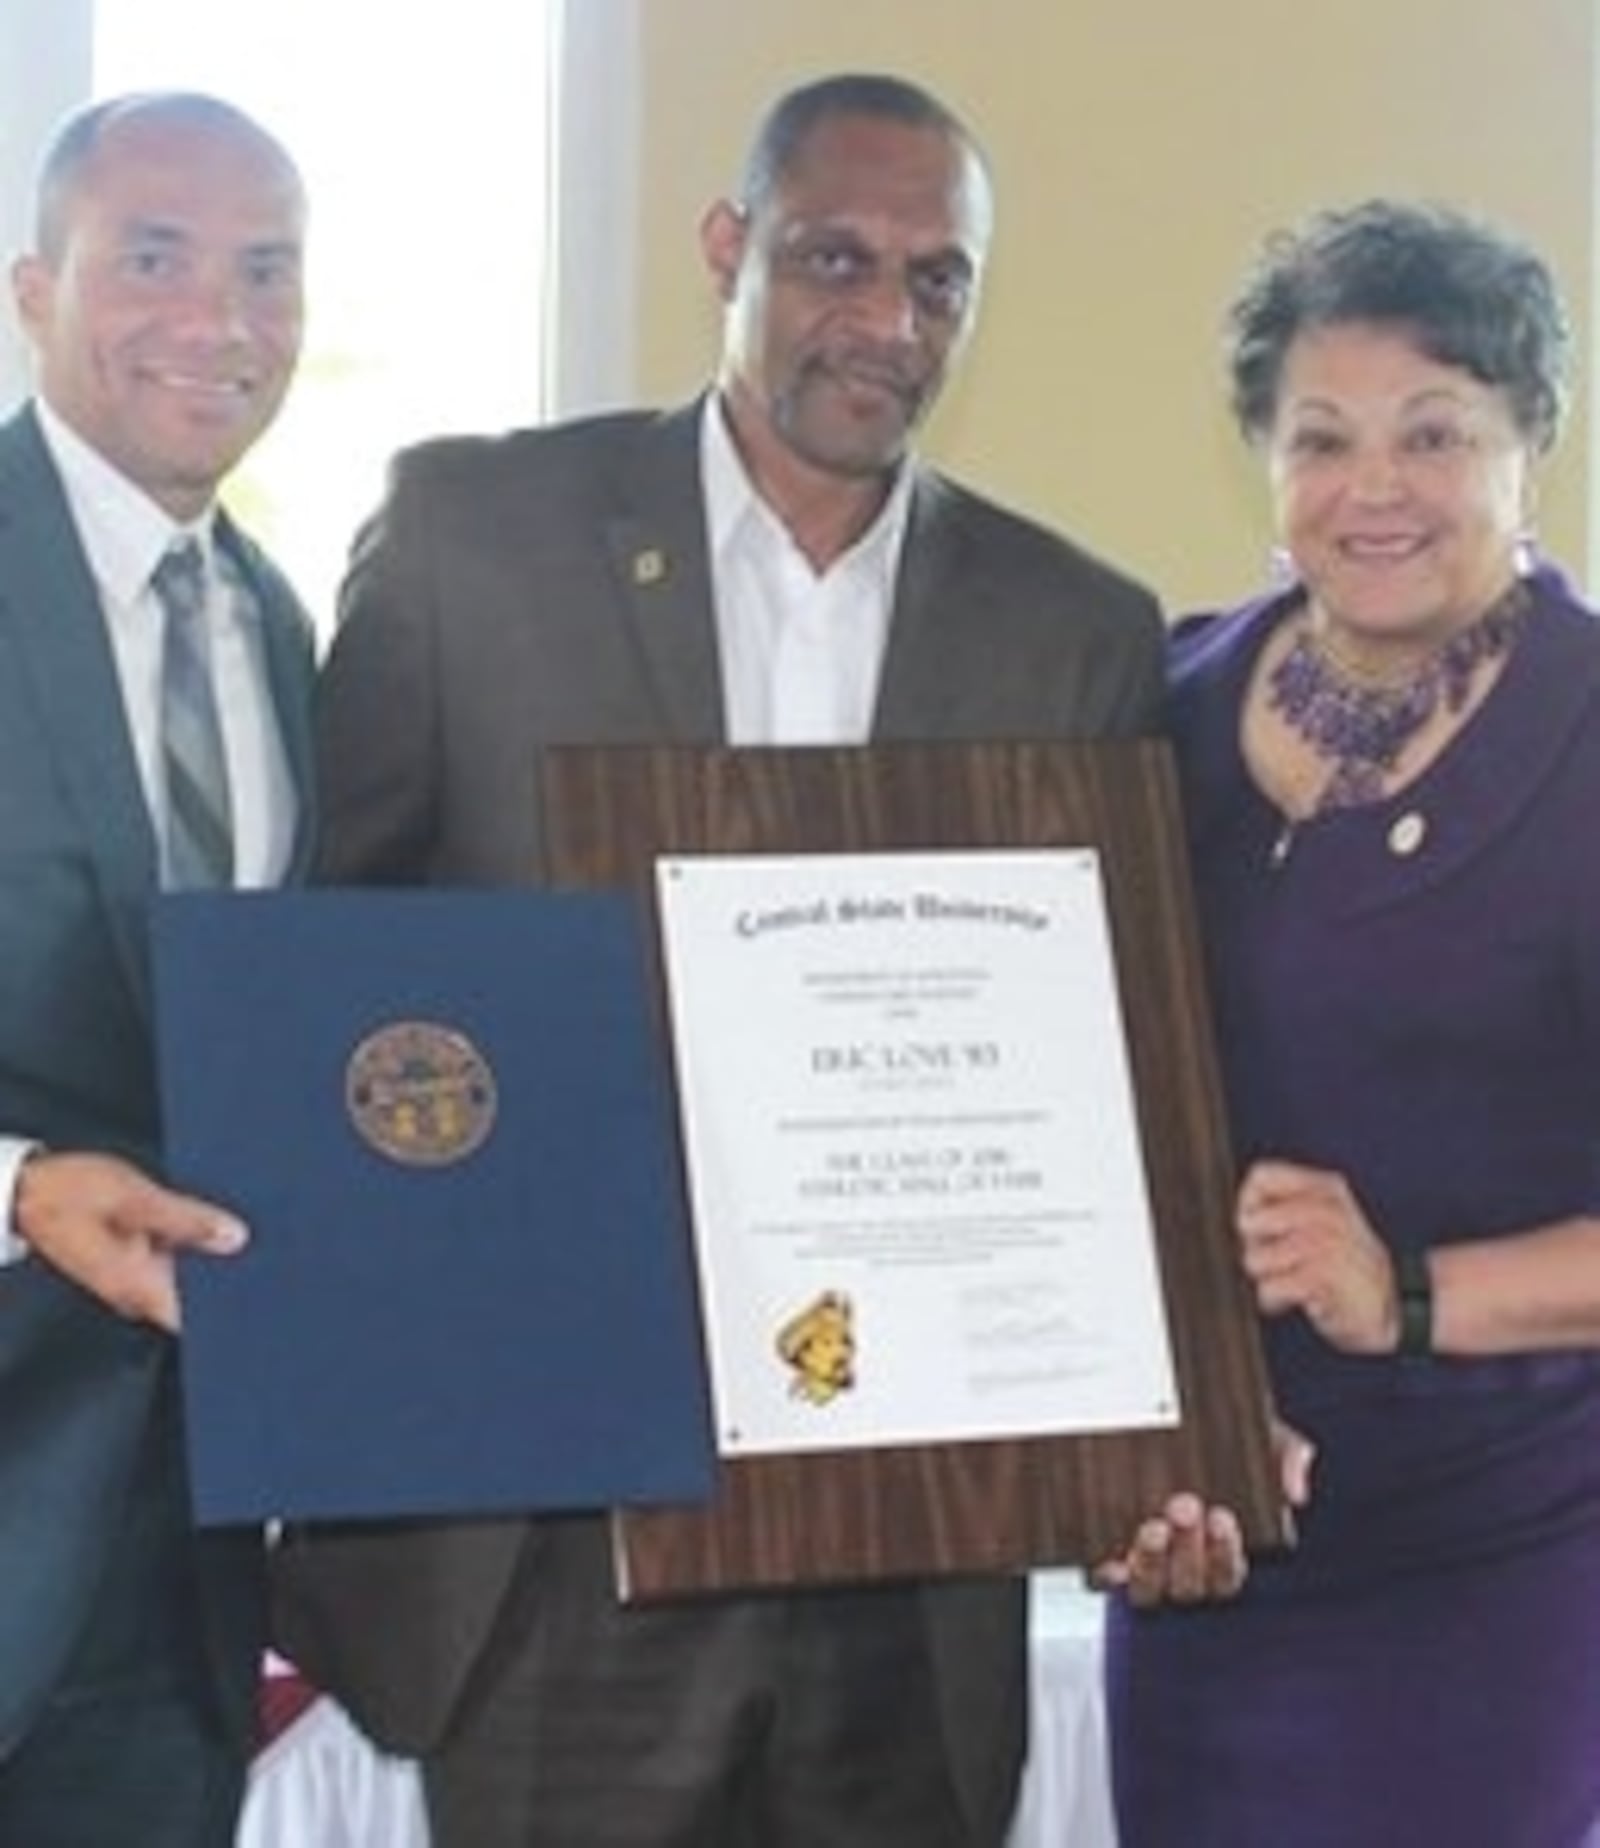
[275,399,1163,1843]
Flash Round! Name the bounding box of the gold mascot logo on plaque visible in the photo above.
[346,1021,498,1166]
[776,1290,856,1405]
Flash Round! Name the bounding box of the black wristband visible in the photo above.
[1394,1246,1433,1358]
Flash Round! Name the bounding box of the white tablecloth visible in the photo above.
[240,1574,1115,1847]
[240,1697,427,1848]
[1007,1572,1117,1848]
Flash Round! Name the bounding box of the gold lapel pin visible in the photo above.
[631,547,668,586]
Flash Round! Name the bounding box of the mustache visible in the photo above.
[811,348,926,407]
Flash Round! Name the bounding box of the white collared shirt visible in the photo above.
[701,396,912,747]
[32,398,297,887]
[2,402,299,1254]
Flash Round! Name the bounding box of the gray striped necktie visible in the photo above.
[153,539,234,888]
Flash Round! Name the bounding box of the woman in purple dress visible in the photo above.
[1105,201,1600,1847]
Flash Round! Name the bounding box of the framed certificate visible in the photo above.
[655,847,1179,1456]
[539,739,1288,1598]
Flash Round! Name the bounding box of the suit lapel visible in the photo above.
[873,471,972,741]
[216,513,317,876]
[0,410,159,1009]
[595,420,989,748]
[604,403,725,742]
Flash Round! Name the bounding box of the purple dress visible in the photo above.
[1105,566,1600,1848]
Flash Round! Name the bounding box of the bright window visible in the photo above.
[94,0,558,630]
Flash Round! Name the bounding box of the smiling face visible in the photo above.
[12,102,305,521]
[1266,321,1534,657]
[702,110,990,519]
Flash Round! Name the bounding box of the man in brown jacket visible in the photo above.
[277,71,1195,1848]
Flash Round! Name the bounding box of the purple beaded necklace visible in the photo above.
[1266,583,1530,810]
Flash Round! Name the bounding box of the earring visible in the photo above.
[1514,476,1541,576]
[1268,545,1298,587]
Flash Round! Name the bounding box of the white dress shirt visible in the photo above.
[701,395,912,748]
[1,400,299,1252]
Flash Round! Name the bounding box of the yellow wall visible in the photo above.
[631,0,1596,613]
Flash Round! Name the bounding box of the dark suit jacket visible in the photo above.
[276,400,1163,1841]
[0,403,316,1757]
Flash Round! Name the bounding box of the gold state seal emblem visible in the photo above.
[346,1021,498,1166]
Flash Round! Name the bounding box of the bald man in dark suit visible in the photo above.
[277,72,1168,1848]
[0,92,314,1846]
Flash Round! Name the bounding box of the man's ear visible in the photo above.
[699,199,749,305]
[10,254,52,345]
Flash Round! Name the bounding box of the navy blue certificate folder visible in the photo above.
[151,889,714,1525]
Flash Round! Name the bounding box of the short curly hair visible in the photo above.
[1226,199,1571,451]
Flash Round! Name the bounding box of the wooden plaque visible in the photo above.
[539,739,1287,1599]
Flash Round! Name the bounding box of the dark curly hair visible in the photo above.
[1226,199,1571,452]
